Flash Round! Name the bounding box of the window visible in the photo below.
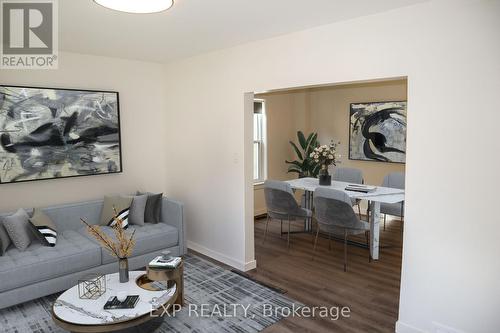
[253,100,266,184]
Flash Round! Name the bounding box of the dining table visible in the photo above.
[285,177,405,260]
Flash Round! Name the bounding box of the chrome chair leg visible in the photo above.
[383,214,387,231]
[365,231,371,262]
[280,220,283,238]
[263,215,270,244]
[400,214,404,236]
[312,227,320,260]
[311,217,315,245]
[287,217,291,249]
[343,229,348,272]
[357,204,362,219]
[400,204,404,236]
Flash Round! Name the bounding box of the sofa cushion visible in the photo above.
[138,192,162,223]
[125,194,148,226]
[0,230,101,293]
[80,223,178,264]
[0,220,11,256]
[2,209,33,251]
[42,201,102,232]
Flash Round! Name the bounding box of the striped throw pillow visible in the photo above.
[29,209,57,247]
[99,195,133,229]
[108,206,130,229]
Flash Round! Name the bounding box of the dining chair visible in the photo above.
[263,180,312,248]
[332,167,364,218]
[380,172,405,231]
[313,188,371,272]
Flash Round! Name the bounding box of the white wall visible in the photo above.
[163,0,500,332]
[0,52,168,211]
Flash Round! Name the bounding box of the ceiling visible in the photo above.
[60,0,427,63]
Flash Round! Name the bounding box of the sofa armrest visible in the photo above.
[161,198,186,255]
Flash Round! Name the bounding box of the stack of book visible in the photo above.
[149,256,182,269]
[345,184,377,193]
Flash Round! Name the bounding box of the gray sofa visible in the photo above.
[0,197,186,309]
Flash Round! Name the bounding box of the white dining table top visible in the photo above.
[285,177,405,204]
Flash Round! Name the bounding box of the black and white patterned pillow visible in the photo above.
[107,207,130,229]
[29,209,57,247]
[100,195,133,229]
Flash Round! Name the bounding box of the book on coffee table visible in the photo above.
[345,184,377,193]
[103,295,139,310]
[149,256,182,269]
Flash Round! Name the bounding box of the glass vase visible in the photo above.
[318,164,331,186]
[118,258,129,283]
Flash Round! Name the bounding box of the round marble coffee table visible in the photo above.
[52,271,177,332]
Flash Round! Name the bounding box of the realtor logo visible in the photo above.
[1,0,58,69]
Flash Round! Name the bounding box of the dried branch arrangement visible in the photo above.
[81,207,136,259]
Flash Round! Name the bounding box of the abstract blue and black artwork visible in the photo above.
[0,85,122,184]
[349,101,407,163]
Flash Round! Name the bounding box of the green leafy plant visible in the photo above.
[286,131,321,178]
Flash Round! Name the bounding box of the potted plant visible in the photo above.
[286,131,321,178]
[311,141,339,186]
[81,209,136,283]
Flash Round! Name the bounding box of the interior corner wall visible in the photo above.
[0,52,168,211]
[163,0,500,331]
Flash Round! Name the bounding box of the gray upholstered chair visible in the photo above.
[380,172,405,230]
[263,180,312,248]
[333,167,364,218]
[313,188,370,272]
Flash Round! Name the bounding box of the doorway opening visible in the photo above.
[246,77,407,332]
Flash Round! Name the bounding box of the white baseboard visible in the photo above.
[396,321,427,333]
[187,240,257,272]
[244,260,257,271]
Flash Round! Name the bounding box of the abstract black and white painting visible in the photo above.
[349,101,407,163]
[0,85,122,184]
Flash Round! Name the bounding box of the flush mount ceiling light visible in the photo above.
[94,0,174,14]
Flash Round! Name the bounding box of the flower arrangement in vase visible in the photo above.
[81,208,136,283]
[310,141,339,186]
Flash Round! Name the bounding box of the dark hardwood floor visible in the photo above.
[247,216,403,333]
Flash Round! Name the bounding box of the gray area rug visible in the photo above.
[0,255,300,333]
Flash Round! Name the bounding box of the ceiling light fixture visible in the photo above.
[94,0,174,14]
